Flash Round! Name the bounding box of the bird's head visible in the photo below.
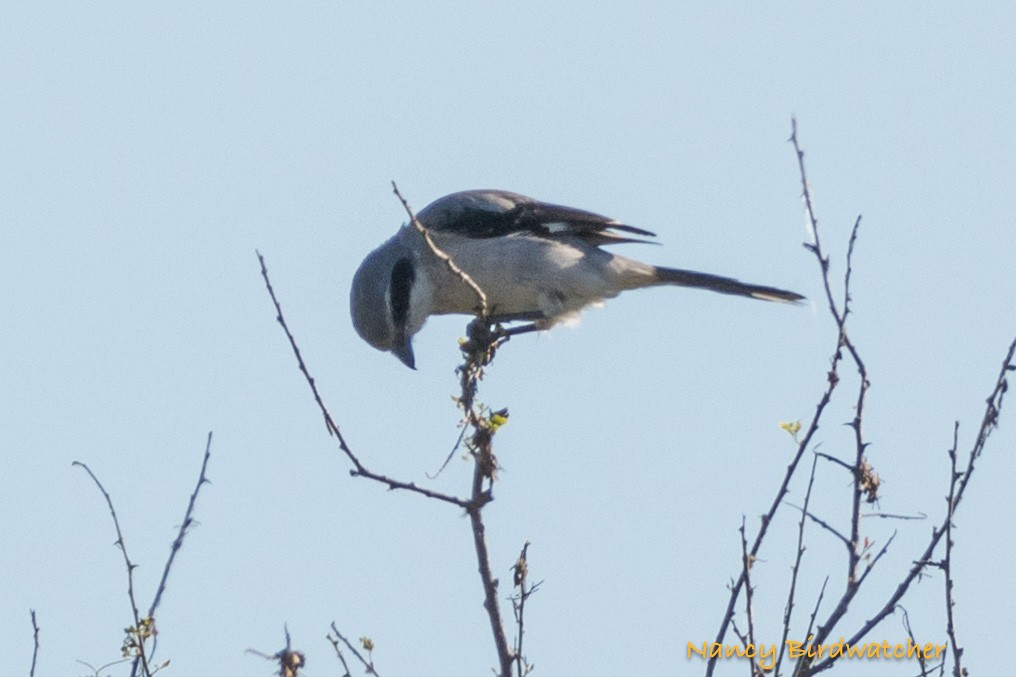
[349,231,429,369]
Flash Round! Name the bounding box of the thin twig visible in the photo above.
[257,251,470,509]
[943,423,964,676]
[73,462,151,676]
[854,531,896,587]
[731,619,751,667]
[707,362,839,676]
[788,118,884,670]
[775,454,820,675]
[511,542,541,677]
[327,630,354,676]
[784,501,850,548]
[843,237,870,581]
[813,451,853,473]
[791,576,828,677]
[863,511,927,521]
[77,658,129,676]
[738,518,762,677]
[468,452,513,675]
[329,623,380,676]
[451,299,517,676]
[396,191,513,672]
[29,609,40,677]
[148,431,213,618]
[129,433,214,676]
[706,120,851,676]
[900,606,931,676]
[795,116,872,653]
[260,184,517,675]
[808,337,1016,673]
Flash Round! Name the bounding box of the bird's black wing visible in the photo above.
[415,190,656,246]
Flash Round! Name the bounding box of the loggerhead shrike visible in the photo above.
[350,190,803,368]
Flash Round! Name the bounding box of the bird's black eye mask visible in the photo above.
[389,257,415,329]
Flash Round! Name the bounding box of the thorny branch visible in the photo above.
[794,577,829,677]
[807,336,1014,673]
[453,293,514,677]
[148,431,214,619]
[785,501,849,548]
[134,432,214,674]
[706,332,841,675]
[328,623,379,676]
[704,119,862,677]
[789,119,876,656]
[76,435,213,677]
[900,607,934,676]
[262,187,521,676]
[738,517,763,677]
[73,461,151,676]
[29,610,40,677]
[326,628,353,676]
[257,251,470,509]
[709,118,1015,676]
[511,542,542,677]
[789,119,1015,674]
[943,424,964,677]
[774,454,820,675]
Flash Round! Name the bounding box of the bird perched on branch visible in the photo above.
[350,190,803,368]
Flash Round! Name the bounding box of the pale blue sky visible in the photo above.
[2,3,1014,676]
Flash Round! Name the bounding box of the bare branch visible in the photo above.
[808,336,1016,673]
[326,629,354,676]
[854,531,896,587]
[126,433,216,675]
[863,511,927,521]
[29,610,40,677]
[790,117,891,668]
[260,185,520,675]
[775,454,820,675]
[148,431,214,618]
[706,119,854,675]
[465,401,513,674]
[706,360,840,675]
[452,316,518,676]
[784,501,850,548]
[738,518,763,677]
[328,623,380,676]
[76,658,129,676]
[713,119,1012,677]
[791,576,828,677]
[257,251,470,509]
[804,577,830,641]
[386,211,516,672]
[793,120,874,657]
[899,606,932,677]
[813,451,852,473]
[511,542,541,677]
[943,423,964,676]
[72,461,151,676]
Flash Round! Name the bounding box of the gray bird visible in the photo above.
[350,190,803,368]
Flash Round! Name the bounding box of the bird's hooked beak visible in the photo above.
[392,340,416,370]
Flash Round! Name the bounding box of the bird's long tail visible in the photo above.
[654,266,804,303]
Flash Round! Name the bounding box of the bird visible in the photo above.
[350,189,803,368]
